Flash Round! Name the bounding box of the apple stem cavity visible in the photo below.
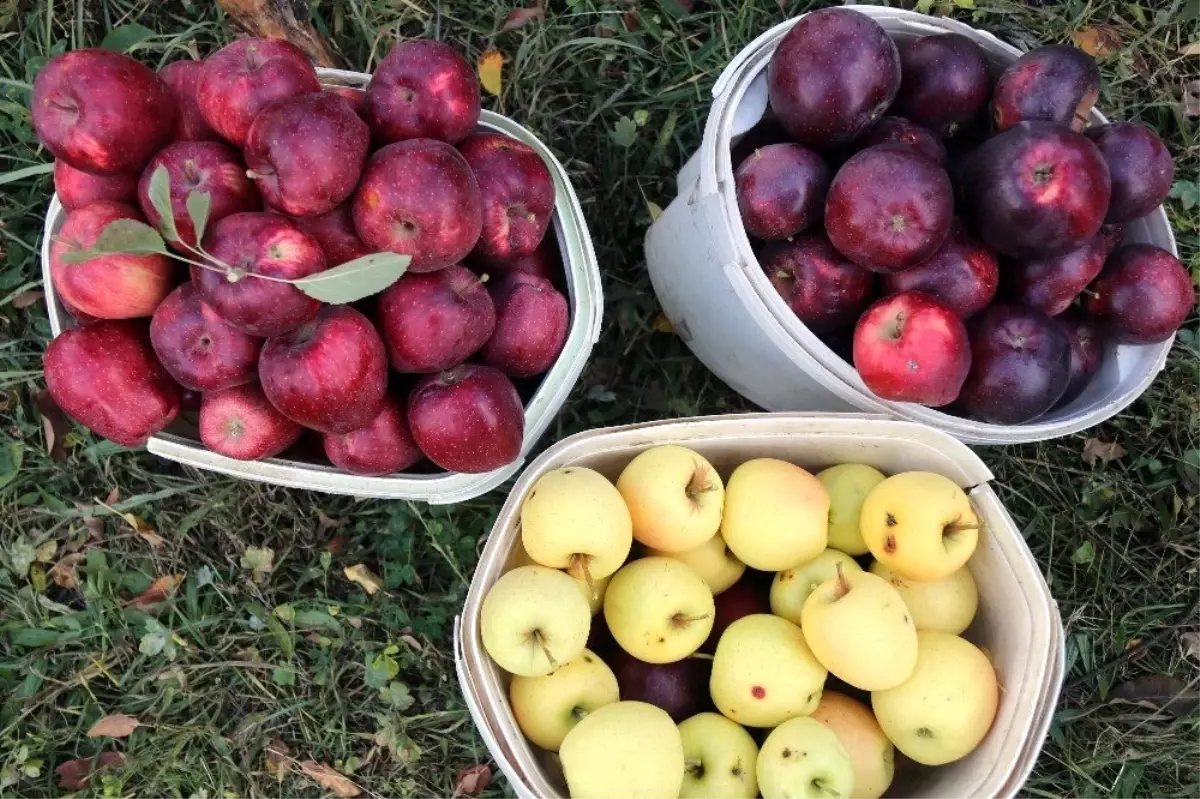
[684,759,705,778]
[831,562,851,601]
[530,628,558,671]
[685,465,716,505]
[670,611,711,629]
[568,553,596,599]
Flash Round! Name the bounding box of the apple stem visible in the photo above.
[569,554,596,600]
[687,652,714,661]
[945,521,984,535]
[832,563,851,600]
[670,612,711,629]
[531,629,558,671]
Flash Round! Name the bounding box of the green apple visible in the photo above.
[710,614,827,727]
[860,471,980,581]
[770,548,862,625]
[604,556,714,663]
[817,463,886,555]
[480,565,591,677]
[649,533,745,595]
[678,712,759,799]
[757,716,854,799]
[869,560,978,634]
[560,700,685,798]
[509,649,619,752]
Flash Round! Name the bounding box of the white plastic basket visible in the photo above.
[40,68,603,502]
[644,6,1177,445]
[455,413,1066,798]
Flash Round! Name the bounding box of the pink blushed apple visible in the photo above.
[200,382,303,461]
[407,364,525,473]
[323,395,423,476]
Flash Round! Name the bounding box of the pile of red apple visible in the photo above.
[36,37,571,475]
[737,9,1193,424]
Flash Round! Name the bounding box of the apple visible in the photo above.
[476,236,562,284]
[649,533,745,596]
[191,212,326,337]
[32,49,176,175]
[604,557,714,664]
[770,549,862,625]
[50,201,176,320]
[43,320,181,447]
[195,38,320,147]
[1056,309,1103,407]
[244,92,370,217]
[480,565,591,677]
[351,139,483,272]
[611,649,710,722]
[678,712,759,799]
[292,205,371,267]
[376,265,495,373]
[710,614,827,728]
[459,132,555,261]
[158,60,219,142]
[816,463,886,555]
[992,44,1101,132]
[520,466,633,584]
[730,118,792,171]
[892,33,991,138]
[1085,244,1194,345]
[881,221,999,319]
[149,282,261,392]
[407,364,525,473]
[1086,122,1174,223]
[138,141,262,250]
[852,291,972,406]
[199,382,302,461]
[481,272,570,378]
[559,701,685,799]
[576,573,612,617]
[322,395,423,476]
[1007,234,1108,317]
[871,631,999,765]
[702,573,772,654]
[734,143,830,240]
[757,716,854,799]
[809,691,894,799]
[766,8,900,147]
[860,471,980,582]
[870,560,978,635]
[761,234,874,333]
[258,306,388,434]
[363,39,480,144]
[616,445,724,553]
[53,161,137,211]
[722,458,829,572]
[509,649,619,752]
[858,117,946,165]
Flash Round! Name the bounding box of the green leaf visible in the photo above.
[148,164,179,242]
[381,681,414,710]
[365,650,400,689]
[100,23,156,53]
[1072,540,1095,565]
[59,219,167,264]
[293,610,341,632]
[611,116,638,148]
[0,162,53,187]
[7,535,35,577]
[916,0,936,12]
[292,252,410,304]
[271,667,296,686]
[8,628,60,648]
[186,191,212,244]
[0,441,22,489]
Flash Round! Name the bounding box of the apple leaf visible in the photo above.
[100,23,156,53]
[477,48,503,96]
[148,164,180,242]
[186,191,212,244]
[57,219,167,264]
[292,252,410,304]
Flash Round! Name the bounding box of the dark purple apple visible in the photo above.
[54,161,138,211]
[292,204,372,267]
[761,234,873,332]
[377,265,495,373]
[1084,244,1194,345]
[734,143,830,240]
[323,395,423,476]
[459,132,555,261]
[611,650,710,722]
[1056,310,1104,407]
[882,221,998,319]
[1098,223,1125,256]
[363,39,480,144]
[159,60,220,142]
[892,33,991,138]
[1006,234,1107,316]
[825,145,953,272]
[992,44,1100,133]
[962,121,1111,259]
[407,364,525,473]
[701,573,772,654]
[730,119,792,171]
[957,304,1071,424]
[766,8,900,147]
[474,236,562,285]
[481,272,570,377]
[1085,122,1174,224]
[858,117,946,165]
[150,282,262,392]
[199,382,303,461]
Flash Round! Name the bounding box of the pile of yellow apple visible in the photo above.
[479,445,999,799]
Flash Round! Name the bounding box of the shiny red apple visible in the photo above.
[482,272,570,377]
[323,395,423,476]
[407,364,524,473]
[377,265,495,373]
[200,382,303,460]
[158,59,220,142]
[150,282,262,392]
[54,161,138,211]
[459,132,555,261]
[363,39,481,144]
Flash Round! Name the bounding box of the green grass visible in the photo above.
[1,0,1197,797]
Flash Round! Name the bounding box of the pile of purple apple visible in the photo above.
[36,37,571,475]
[737,8,1193,424]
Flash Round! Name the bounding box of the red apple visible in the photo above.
[853,291,971,406]
[244,92,370,217]
[1006,234,1108,317]
[199,382,302,460]
[363,39,481,144]
[327,85,365,117]
[1084,244,1194,345]
[150,282,262,391]
[858,117,947,165]
[32,49,177,174]
[258,306,388,433]
[43,320,181,447]
[992,45,1100,133]
[892,33,991,138]
[882,221,998,319]
[195,38,320,147]
[407,364,524,473]
[1056,309,1103,407]
[322,395,423,476]
[192,212,326,337]
[459,132,555,260]
[158,59,220,142]
[701,572,772,653]
[292,204,371,266]
[482,272,570,377]
[734,143,830,241]
[474,236,562,284]
[50,201,175,320]
[761,234,874,333]
[53,161,138,211]
[352,139,482,272]
[1085,122,1174,224]
[138,141,261,250]
[377,264,495,373]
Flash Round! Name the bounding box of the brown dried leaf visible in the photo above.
[477,48,503,97]
[326,534,348,554]
[1111,675,1199,716]
[36,389,69,463]
[653,313,675,334]
[122,513,164,548]
[56,752,125,790]
[132,574,184,607]
[87,713,142,739]
[1082,438,1127,467]
[265,739,291,781]
[316,509,346,531]
[48,552,84,589]
[1071,25,1122,57]
[298,760,361,798]
[344,563,382,595]
[12,290,44,309]
[500,5,544,32]
[454,764,492,797]
[84,515,105,541]
[105,486,120,505]
[1180,631,1200,663]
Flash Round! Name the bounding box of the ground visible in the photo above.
[0,0,1197,797]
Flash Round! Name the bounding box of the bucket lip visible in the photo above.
[39,68,603,503]
[700,6,1177,442]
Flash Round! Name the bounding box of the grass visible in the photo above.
[0,0,1197,796]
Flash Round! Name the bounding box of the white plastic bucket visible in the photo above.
[455,412,1066,798]
[644,6,1177,445]
[40,68,603,502]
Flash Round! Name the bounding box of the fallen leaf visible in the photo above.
[56,752,125,790]
[653,313,675,334]
[1082,438,1127,467]
[87,713,141,739]
[326,534,348,555]
[1181,81,1200,118]
[500,5,544,32]
[265,739,291,781]
[1071,25,1122,57]
[105,486,119,505]
[12,290,44,309]
[298,760,361,798]
[48,553,84,589]
[646,200,663,221]
[83,515,105,541]
[122,514,164,548]
[241,546,275,583]
[477,48,503,97]
[132,574,184,607]
[344,564,383,595]
[1111,675,1199,716]
[316,509,346,531]
[454,764,492,797]
[36,390,69,463]
[34,540,57,563]
[1181,631,1200,663]
[1181,42,1200,57]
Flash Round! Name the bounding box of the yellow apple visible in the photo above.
[617,445,725,552]
[757,716,854,799]
[480,565,591,677]
[649,533,745,595]
[560,700,685,798]
[710,614,827,728]
[522,467,633,586]
[721,458,829,571]
[810,690,894,799]
[817,463,886,555]
[604,557,714,663]
[509,649,619,752]
[872,631,999,766]
[770,548,862,625]
[869,560,978,634]
[800,568,917,691]
[860,471,981,581]
[678,712,759,799]
[575,573,612,616]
